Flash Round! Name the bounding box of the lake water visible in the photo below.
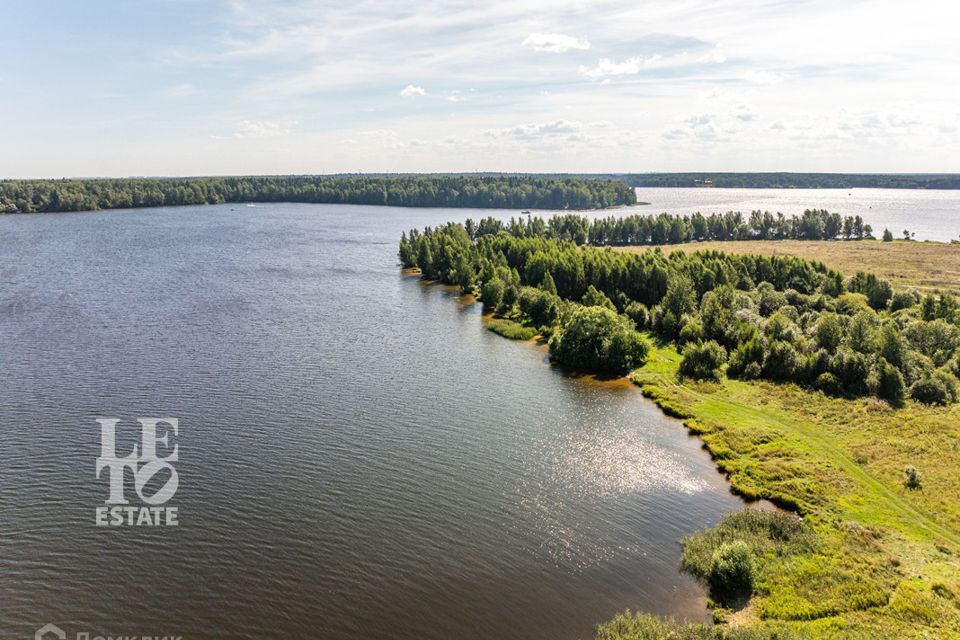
[0,203,746,640]
[631,187,960,242]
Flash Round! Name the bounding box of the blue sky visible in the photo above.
[2,0,959,177]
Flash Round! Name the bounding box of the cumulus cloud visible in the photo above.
[579,55,660,79]
[732,103,757,122]
[521,32,590,53]
[662,112,741,143]
[697,52,727,64]
[216,119,294,139]
[165,83,198,98]
[484,119,583,139]
[743,70,785,85]
[400,84,426,98]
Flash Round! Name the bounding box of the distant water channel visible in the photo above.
[633,186,960,242]
[0,199,808,639]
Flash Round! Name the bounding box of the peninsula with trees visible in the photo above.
[399,214,960,639]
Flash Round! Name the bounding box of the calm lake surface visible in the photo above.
[633,187,960,242]
[0,203,745,640]
[2,188,956,638]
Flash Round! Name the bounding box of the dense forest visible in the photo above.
[0,175,635,213]
[399,216,960,406]
[539,209,876,245]
[616,172,960,189]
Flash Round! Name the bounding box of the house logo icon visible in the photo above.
[36,623,66,640]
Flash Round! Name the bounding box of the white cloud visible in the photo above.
[400,84,426,98]
[579,55,661,79]
[743,70,785,85]
[732,103,757,122]
[9,0,960,175]
[697,52,727,64]
[165,83,199,98]
[484,119,583,139]
[521,32,590,53]
[216,119,293,140]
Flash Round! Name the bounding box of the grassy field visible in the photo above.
[629,341,960,638]
[616,240,960,292]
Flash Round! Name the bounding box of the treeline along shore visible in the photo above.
[616,172,960,189]
[400,214,957,406]
[0,175,635,213]
[539,209,879,244]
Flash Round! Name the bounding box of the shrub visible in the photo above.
[708,541,755,601]
[743,362,762,379]
[889,290,919,312]
[540,271,558,295]
[848,271,893,310]
[904,466,922,490]
[757,282,788,316]
[624,301,650,329]
[549,306,649,373]
[582,284,616,311]
[480,278,505,309]
[519,287,560,327]
[678,318,705,345]
[798,348,830,383]
[813,313,843,352]
[500,285,518,311]
[763,340,799,381]
[876,358,906,407]
[679,340,728,381]
[836,292,872,316]
[904,319,960,366]
[910,375,950,405]
[846,311,878,354]
[879,323,907,368]
[727,335,765,378]
[830,348,870,395]
[815,372,842,396]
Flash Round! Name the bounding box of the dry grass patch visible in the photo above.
[616,240,960,292]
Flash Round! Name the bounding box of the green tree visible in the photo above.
[549,306,649,373]
[481,278,505,310]
[679,340,728,381]
[581,284,616,311]
[540,271,558,295]
[876,358,906,407]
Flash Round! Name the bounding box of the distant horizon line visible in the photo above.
[4,171,960,181]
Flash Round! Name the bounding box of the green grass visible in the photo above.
[626,338,960,638]
[485,317,538,340]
